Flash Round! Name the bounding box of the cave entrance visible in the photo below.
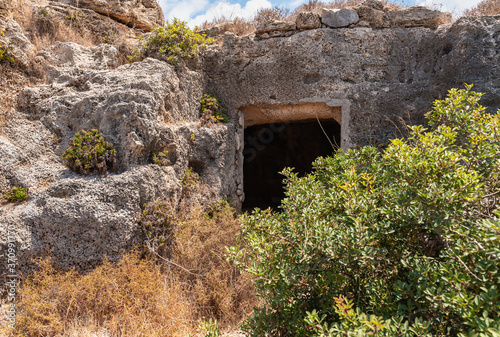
[242,119,341,211]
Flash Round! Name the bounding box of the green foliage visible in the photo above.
[230,85,500,336]
[3,187,27,202]
[198,319,221,337]
[130,19,214,64]
[305,296,433,336]
[62,129,117,175]
[152,150,170,166]
[182,168,199,193]
[200,94,229,125]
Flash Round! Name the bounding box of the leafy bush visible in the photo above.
[3,186,27,202]
[200,94,229,125]
[230,85,500,336]
[62,129,117,175]
[130,19,214,64]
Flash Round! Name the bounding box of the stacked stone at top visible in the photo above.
[255,0,452,39]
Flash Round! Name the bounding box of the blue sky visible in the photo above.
[157,0,483,27]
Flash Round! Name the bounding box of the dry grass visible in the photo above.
[463,0,500,16]
[5,202,257,337]
[28,6,97,53]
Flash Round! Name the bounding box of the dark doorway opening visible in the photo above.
[242,119,341,211]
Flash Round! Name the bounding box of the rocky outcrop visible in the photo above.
[388,6,452,28]
[0,43,238,273]
[30,1,142,48]
[255,21,296,39]
[53,0,164,31]
[0,19,34,68]
[295,12,321,30]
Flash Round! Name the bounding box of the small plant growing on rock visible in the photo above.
[62,129,117,175]
[152,150,170,166]
[200,94,229,125]
[138,200,177,257]
[3,186,27,202]
[0,32,14,63]
[130,18,214,65]
[181,168,199,193]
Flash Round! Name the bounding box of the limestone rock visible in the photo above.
[356,4,387,28]
[53,0,164,31]
[0,19,34,68]
[388,6,452,28]
[1,43,238,274]
[360,0,384,11]
[198,25,225,38]
[38,42,120,71]
[296,12,321,30]
[256,21,296,38]
[321,8,359,28]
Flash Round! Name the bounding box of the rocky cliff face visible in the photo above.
[0,0,499,276]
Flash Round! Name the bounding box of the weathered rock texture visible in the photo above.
[34,2,142,45]
[54,0,164,31]
[205,15,500,149]
[0,19,34,68]
[322,8,359,28]
[1,43,237,273]
[0,0,499,277]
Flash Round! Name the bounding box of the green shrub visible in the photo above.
[3,186,27,202]
[130,19,214,64]
[62,129,117,175]
[200,94,229,125]
[230,85,500,336]
[152,150,170,166]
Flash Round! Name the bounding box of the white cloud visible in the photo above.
[158,0,211,23]
[160,0,272,27]
[190,0,272,26]
[417,0,483,14]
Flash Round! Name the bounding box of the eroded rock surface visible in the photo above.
[0,19,34,68]
[54,0,164,31]
[1,43,237,273]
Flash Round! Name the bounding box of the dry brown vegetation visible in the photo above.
[6,202,257,337]
[463,0,500,16]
